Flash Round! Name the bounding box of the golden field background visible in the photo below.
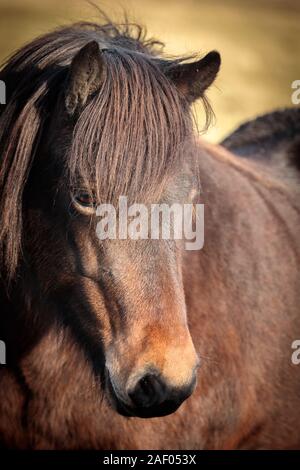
[0,0,299,141]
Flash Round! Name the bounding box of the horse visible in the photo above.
[0,19,300,450]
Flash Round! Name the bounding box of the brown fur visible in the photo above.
[0,18,300,449]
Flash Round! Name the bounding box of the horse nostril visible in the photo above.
[128,374,166,408]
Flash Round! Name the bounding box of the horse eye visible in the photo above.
[73,192,95,208]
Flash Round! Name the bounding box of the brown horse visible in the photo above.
[0,19,300,449]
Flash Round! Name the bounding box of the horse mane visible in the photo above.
[0,18,213,280]
[221,107,300,161]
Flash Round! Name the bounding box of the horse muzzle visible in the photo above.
[106,369,197,418]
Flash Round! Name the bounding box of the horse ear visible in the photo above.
[168,51,221,102]
[65,41,103,115]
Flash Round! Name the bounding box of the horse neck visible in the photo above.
[0,265,47,363]
[183,137,300,348]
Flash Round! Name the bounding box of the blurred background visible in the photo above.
[0,0,299,141]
